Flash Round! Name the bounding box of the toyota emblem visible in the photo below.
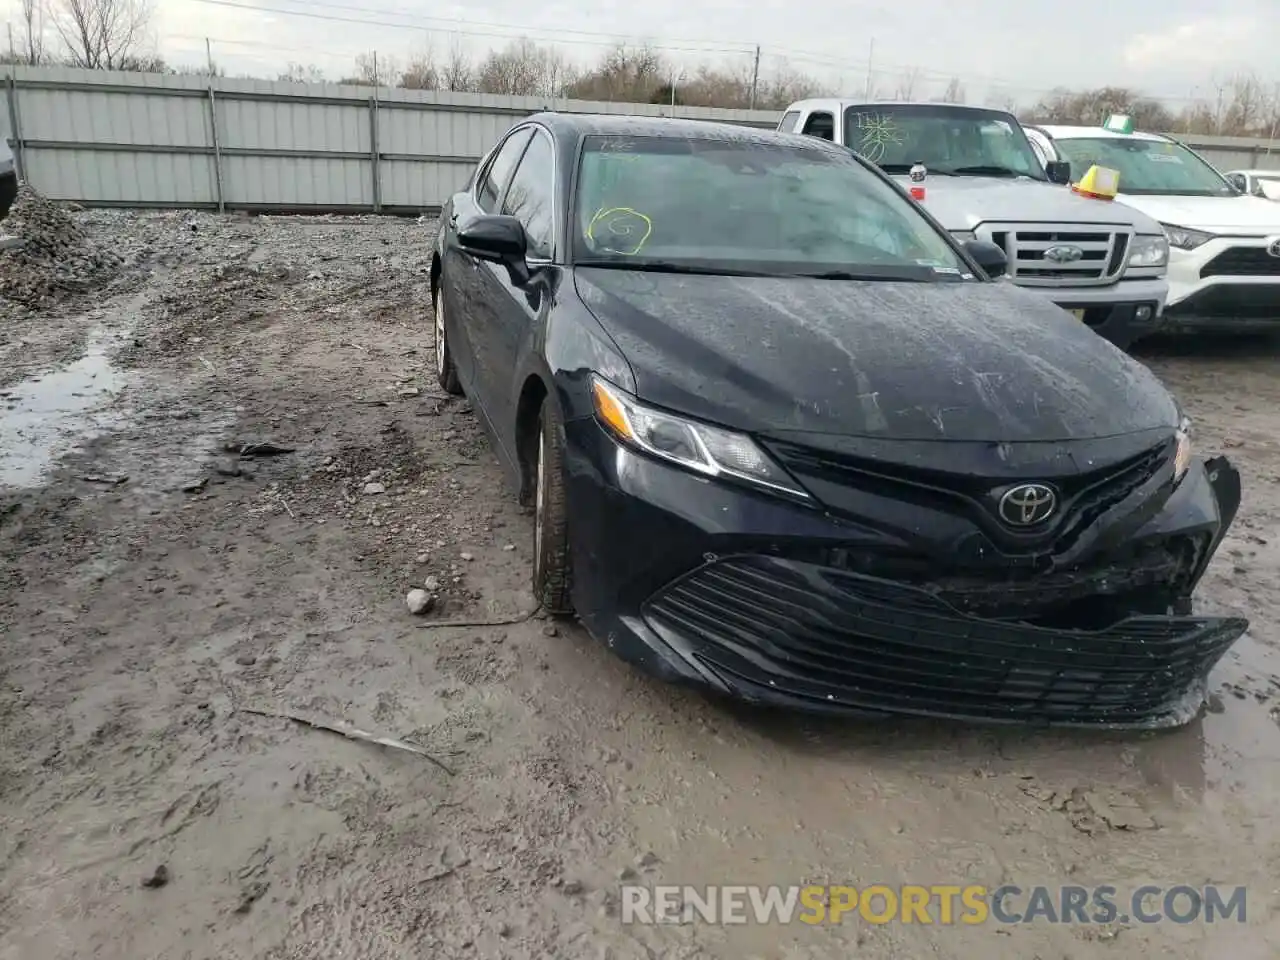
[998,483,1058,526]
[1267,237,1280,259]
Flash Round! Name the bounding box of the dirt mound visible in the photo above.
[0,185,123,309]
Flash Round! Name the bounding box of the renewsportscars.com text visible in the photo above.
[620,884,1247,926]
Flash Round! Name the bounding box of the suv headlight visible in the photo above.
[590,375,810,501]
[1128,235,1169,268]
[1161,223,1213,251]
[1174,416,1192,482]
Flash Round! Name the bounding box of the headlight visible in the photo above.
[590,376,810,500]
[1128,234,1169,268]
[1174,416,1192,482]
[1161,223,1213,251]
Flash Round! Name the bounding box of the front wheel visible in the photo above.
[433,279,462,396]
[532,400,573,617]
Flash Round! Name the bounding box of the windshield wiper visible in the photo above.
[576,259,772,278]
[941,164,1038,179]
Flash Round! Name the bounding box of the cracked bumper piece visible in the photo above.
[641,555,1246,728]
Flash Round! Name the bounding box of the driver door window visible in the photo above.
[477,128,534,213]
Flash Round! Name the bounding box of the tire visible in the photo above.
[433,278,463,396]
[532,399,574,617]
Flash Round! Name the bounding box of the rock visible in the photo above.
[363,482,386,495]
[561,879,585,896]
[406,589,433,615]
[141,864,170,889]
[424,575,441,592]
[415,552,429,564]
[460,552,474,561]
[235,653,257,666]
[503,543,516,551]
[398,387,421,398]
[543,625,559,638]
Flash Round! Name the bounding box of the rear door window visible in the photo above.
[778,110,801,133]
[477,128,534,213]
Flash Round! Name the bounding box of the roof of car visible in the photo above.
[1032,124,1175,144]
[525,111,803,145]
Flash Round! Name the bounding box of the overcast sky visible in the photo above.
[10,0,1280,106]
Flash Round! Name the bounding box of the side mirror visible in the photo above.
[458,214,531,284]
[1045,160,1072,185]
[963,238,1008,279]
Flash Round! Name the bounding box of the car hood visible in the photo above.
[1113,193,1280,233]
[888,174,1164,233]
[575,268,1179,443]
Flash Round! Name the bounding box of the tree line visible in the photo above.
[8,0,1280,138]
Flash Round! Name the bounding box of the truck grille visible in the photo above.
[978,223,1133,287]
[1200,246,1280,278]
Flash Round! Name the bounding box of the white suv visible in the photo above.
[1025,124,1280,334]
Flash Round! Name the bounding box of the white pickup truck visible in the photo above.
[779,99,1172,350]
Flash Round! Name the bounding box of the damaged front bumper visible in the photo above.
[567,416,1249,728]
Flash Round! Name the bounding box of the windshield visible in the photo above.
[841,104,1046,180]
[572,135,972,281]
[1050,137,1235,197]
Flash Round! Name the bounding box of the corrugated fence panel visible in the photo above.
[5,66,1278,212]
[380,159,473,209]
[222,156,371,207]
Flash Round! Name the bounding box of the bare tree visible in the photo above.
[939,77,965,104]
[1224,72,1266,136]
[51,0,154,70]
[440,40,474,92]
[399,48,438,90]
[279,63,327,84]
[19,0,48,65]
[476,38,574,97]
[345,51,399,87]
[893,68,922,101]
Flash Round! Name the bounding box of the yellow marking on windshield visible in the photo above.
[586,207,654,256]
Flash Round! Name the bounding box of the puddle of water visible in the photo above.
[0,324,132,489]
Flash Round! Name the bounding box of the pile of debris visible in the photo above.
[0,184,124,310]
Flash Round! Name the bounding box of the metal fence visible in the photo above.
[4,65,1279,214]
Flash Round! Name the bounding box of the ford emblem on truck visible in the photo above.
[1044,244,1084,263]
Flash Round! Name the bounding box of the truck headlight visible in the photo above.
[1128,235,1169,268]
[1161,224,1213,251]
[591,375,811,501]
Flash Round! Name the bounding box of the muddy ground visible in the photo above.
[2,209,1280,960]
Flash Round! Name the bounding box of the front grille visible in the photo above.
[644,555,1246,725]
[979,223,1132,286]
[764,438,1173,557]
[1200,246,1280,278]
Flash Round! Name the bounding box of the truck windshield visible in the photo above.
[573,135,971,281]
[1049,137,1236,197]
[843,104,1046,180]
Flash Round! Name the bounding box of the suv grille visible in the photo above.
[1201,246,1280,278]
[978,223,1133,287]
